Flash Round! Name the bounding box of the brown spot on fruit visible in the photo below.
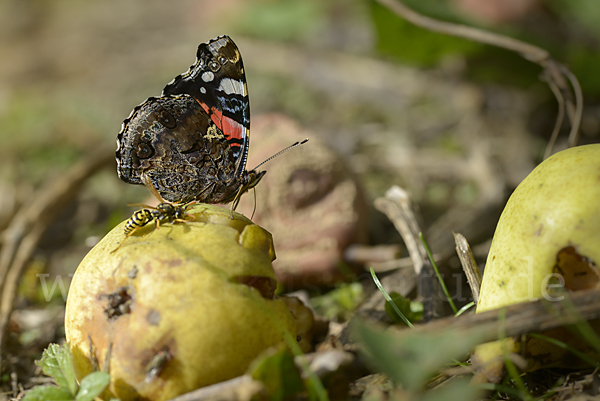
[166,258,183,268]
[146,309,161,326]
[128,266,138,279]
[552,246,600,291]
[101,287,134,319]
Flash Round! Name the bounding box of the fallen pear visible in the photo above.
[64,204,297,401]
[472,144,600,383]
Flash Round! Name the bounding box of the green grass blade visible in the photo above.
[419,233,458,314]
[455,301,475,317]
[529,333,599,367]
[498,309,534,401]
[370,267,413,328]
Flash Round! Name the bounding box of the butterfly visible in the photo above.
[116,35,265,210]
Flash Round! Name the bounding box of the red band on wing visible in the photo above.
[210,107,244,147]
[199,102,210,115]
[197,101,245,148]
[209,106,223,130]
[220,115,245,147]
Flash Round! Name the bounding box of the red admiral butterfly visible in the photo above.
[116,35,267,209]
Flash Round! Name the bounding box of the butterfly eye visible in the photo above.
[157,111,177,129]
[209,60,220,72]
[136,142,154,159]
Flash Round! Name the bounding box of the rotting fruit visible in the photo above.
[64,203,296,401]
[472,144,600,383]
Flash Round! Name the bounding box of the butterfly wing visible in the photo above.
[116,94,235,203]
[162,35,250,178]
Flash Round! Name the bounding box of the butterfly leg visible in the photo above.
[229,183,248,218]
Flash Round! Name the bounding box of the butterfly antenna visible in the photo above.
[251,138,309,171]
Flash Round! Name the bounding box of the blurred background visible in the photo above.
[2,0,600,390]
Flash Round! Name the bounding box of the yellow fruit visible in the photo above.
[473,144,600,382]
[65,204,296,401]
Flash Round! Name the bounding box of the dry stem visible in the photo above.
[374,186,444,321]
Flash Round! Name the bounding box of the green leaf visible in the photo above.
[310,282,363,320]
[548,0,600,39]
[384,292,423,325]
[419,378,481,401]
[370,269,413,327]
[248,347,305,401]
[352,319,485,391]
[22,385,74,401]
[35,344,78,396]
[75,371,110,401]
[369,0,481,66]
[384,291,410,324]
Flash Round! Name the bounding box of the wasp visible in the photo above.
[112,174,197,252]
[123,202,195,236]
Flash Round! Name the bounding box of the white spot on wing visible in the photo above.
[219,78,245,95]
[200,87,206,94]
[201,71,214,82]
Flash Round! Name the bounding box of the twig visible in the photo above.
[388,288,600,343]
[374,186,443,321]
[374,0,547,61]
[374,0,583,153]
[453,232,481,304]
[344,244,402,265]
[0,149,113,357]
[543,75,566,159]
[563,66,583,148]
[374,187,424,275]
[168,350,359,401]
[168,376,261,401]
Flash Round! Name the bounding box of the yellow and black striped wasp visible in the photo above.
[122,202,194,236]
[112,174,197,252]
